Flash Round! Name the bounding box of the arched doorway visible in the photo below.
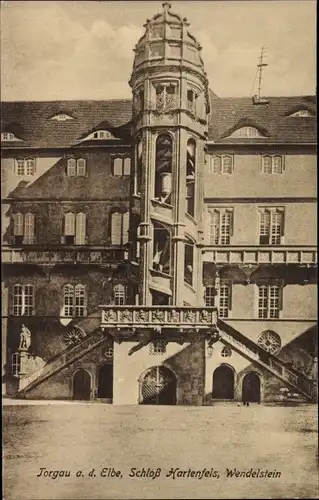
[72,369,91,401]
[97,364,113,399]
[212,364,235,399]
[140,366,176,405]
[242,372,261,403]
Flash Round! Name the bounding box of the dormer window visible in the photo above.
[287,109,314,117]
[1,132,22,142]
[227,126,266,139]
[51,114,74,121]
[79,130,117,142]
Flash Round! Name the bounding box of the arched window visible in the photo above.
[113,284,126,305]
[186,139,196,217]
[155,134,173,203]
[152,222,171,275]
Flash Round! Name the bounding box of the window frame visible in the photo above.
[13,212,35,245]
[208,154,234,174]
[63,283,87,318]
[258,208,285,245]
[257,283,283,319]
[153,82,178,112]
[14,157,36,176]
[63,212,86,245]
[112,156,131,176]
[12,352,20,376]
[208,208,234,245]
[110,211,129,245]
[113,284,126,305]
[261,154,284,174]
[13,284,35,316]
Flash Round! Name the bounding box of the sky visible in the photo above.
[1,0,316,101]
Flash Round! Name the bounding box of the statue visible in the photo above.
[19,324,31,351]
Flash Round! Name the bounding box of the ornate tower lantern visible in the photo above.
[129,2,210,307]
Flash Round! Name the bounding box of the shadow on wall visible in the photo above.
[138,340,206,406]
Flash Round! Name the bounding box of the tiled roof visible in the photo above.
[1,94,316,148]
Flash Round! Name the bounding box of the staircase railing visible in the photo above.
[217,319,315,401]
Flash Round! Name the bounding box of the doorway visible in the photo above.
[97,363,113,399]
[140,366,176,405]
[242,372,261,403]
[212,364,235,399]
[72,369,91,400]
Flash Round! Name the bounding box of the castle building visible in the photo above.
[1,3,317,404]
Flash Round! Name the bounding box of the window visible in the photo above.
[63,212,86,245]
[149,340,166,355]
[150,42,164,58]
[134,139,142,195]
[112,157,131,176]
[187,89,198,115]
[134,89,144,114]
[14,158,36,176]
[227,126,265,139]
[150,25,164,39]
[186,139,196,216]
[221,346,232,357]
[257,329,282,354]
[12,353,20,376]
[259,208,284,245]
[67,158,86,176]
[63,284,87,317]
[1,132,21,141]
[155,83,177,112]
[288,110,314,117]
[209,209,233,245]
[13,212,35,244]
[219,282,231,318]
[153,222,171,274]
[258,285,282,319]
[169,43,181,58]
[184,238,194,286]
[13,284,35,316]
[205,286,215,307]
[113,284,126,305]
[155,134,173,202]
[51,113,73,121]
[111,212,129,245]
[208,155,233,174]
[262,155,284,174]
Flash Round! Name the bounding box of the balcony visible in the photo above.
[2,246,127,266]
[100,306,218,334]
[203,246,317,266]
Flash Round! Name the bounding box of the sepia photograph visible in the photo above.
[1,1,317,499]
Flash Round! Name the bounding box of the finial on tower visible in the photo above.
[162,2,172,11]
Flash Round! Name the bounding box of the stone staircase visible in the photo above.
[17,311,103,396]
[217,319,316,402]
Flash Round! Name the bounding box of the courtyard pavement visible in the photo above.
[3,401,318,499]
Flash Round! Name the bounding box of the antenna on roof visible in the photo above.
[253,47,269,105]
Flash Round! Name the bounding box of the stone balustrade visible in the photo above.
[2,246,127,265]
[204,246,317,266]
[100,306,217,330]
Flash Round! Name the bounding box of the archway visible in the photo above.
[140,366,176,405]
[212,364,235,399]
[97,364,113,399]
[72,369,91,401]
[242,372,261,403]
